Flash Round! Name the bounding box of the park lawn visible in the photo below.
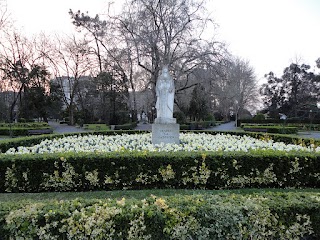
[1,188,319,203]
[83,123,110,131]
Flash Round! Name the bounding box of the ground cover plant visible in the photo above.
[0,132,320,239]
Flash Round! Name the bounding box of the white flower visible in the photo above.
[3,133,319,155]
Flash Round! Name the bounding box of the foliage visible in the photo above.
[1,192,319,239]
[260,63,319,118]
[173,111,187,124]
[94,72,129,125]
[253,113,265,121]
[188,84,210,121]
[18,65,51,122]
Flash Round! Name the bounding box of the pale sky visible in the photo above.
[6,0,320,83]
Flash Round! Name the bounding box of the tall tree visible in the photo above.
[260,72,285,119]
[0,32,49,122]
[69,1,225,118]
[19,65,51,121]
[69,10,139,120]
[210,57,258,121]
[188,84,210,121]
[0,0,9,30]
[117,0,223,103]
[43,35,93,125]
[260,62,318,118]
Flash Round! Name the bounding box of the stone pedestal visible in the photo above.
[152,120,180,145]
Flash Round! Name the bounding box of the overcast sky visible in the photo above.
[6,0,320,83]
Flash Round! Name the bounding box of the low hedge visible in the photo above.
[0,127,53,136]
[114,122,138,130]
[0,150,319,193]
[0,192,319,239]
[243,125,298,134]
[0,122,49,128]
[238,119,320,125]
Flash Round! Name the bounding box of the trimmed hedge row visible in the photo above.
[114,122,138,130]
[243,125,298,134]
[1,150,319,193]
[0,127,52,136]
[0,192,320,239]
[0,122,49,128]
[238,119,320,125]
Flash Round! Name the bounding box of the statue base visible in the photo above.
[152,121,180,145]
[154,117,176,124]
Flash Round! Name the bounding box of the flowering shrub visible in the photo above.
[2,192,320,239]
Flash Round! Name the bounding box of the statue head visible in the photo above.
[161,65,170,80]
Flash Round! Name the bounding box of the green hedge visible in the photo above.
[0,192,319,239]
[0,127,52,136]
[0,150,319,193]
[243,125,298,134]
[0,122,52,136]
[0,122,49,128]
[238,119,320,125]
[114,122,138,130]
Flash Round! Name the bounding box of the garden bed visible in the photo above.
[1,131,320,238]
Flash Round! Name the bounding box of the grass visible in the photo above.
[1,188,319,203]
[83,124,110,131]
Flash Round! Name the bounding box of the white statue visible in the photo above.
[155,66,175,122]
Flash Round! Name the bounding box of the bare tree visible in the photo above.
[211,57,259,121]
[43,35,93,125]
[118,0,223,103]
[0,0,10,31]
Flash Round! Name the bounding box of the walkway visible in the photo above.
[135,122,152,131]
[207,121,239,131]
[48,121,89,134]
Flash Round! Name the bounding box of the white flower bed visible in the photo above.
[3,133,320,155]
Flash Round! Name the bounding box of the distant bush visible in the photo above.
[173,111,187,124]
[253,113,265,121]
[204,114,215,122]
